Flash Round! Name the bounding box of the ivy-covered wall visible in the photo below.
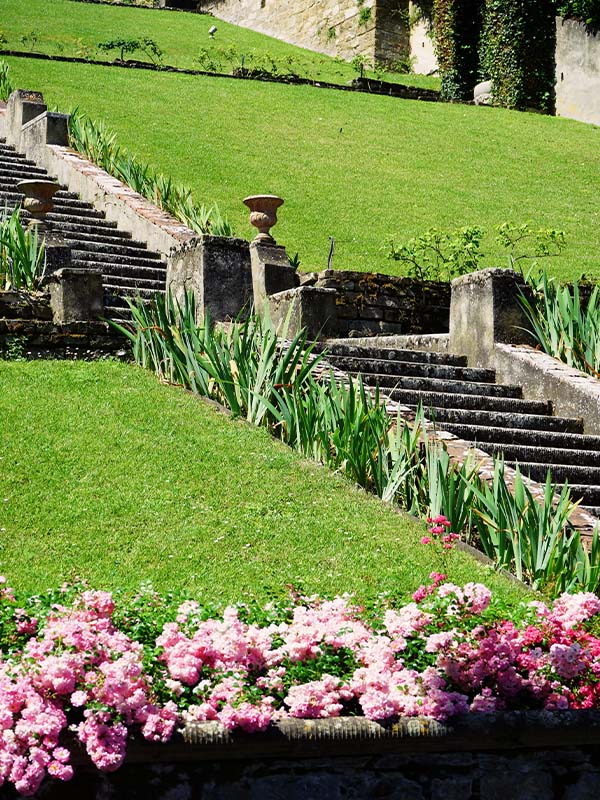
[481,0,556,113]
[432,0,484,101]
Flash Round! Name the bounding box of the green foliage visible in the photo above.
[387,226,484,281]
[358,6,372,26]
[469,460,597,594]
[0,58,14,102]
[480,0,556,113]
[520,270,600,378]
[19,30,39,51]
[496,222,566,272]
[432,0,484,101]
[0,208,46,291]
[351,54,370,78]
[68,109,233,236]
[556,0,600,29]
[98,36,163,65]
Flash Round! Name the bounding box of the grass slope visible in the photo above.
[6,55,600,282]
[0,359,527,604]
[1,0,438,88]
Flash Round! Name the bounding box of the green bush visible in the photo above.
[0,208,46,291]
[432,0,484,101]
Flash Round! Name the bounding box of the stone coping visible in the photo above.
[494,342,600,436]
[68,711,600,766]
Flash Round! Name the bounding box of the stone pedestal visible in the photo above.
[49,268,104,324]
[250,241,299,311]
[449,269,535,366]
[268,286,337,340]
[42,237,73,281]
[166,235,252,322]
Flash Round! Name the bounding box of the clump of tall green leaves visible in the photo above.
[0,58,14,102]
[117,292,600,596]
[0,208,46,291]
[68,110,233,237]
[520,270,600,378]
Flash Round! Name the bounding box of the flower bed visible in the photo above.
[2,574,600,795]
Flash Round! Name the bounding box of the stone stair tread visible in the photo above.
[415,405,584,433]
[506,461,600,484]
[385,387,550,415]
[317,342,468,367]
[71,250,167,269]
[478,442,600,467]
[325,354,496,383]
[353,371,523,398]
[435,422,600,451]
[45,215,119,231]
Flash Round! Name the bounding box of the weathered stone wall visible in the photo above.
[201,0,410,65]
[313,269,450,336]
[30,746,600,798]
[555,16,600,126]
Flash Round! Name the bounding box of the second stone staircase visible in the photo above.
[316,341,600,519]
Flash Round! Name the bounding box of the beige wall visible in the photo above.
[556,16,600,126]
[202,0,410,65]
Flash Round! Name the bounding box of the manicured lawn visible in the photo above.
[5,54,600,283]
[1,0,439,88]
[0,359,528,604]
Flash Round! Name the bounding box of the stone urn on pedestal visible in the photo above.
[243,195,284,244]
[16,179,61,235]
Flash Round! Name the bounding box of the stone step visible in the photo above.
[481,442,600,468]
[0,164,51,179]
[104,285,164,305]
[85,261,167,282]
[582,506,600,519]
[317,342,468,367]
[71,248,166,268]
[569,486,600,505]
[103,274,166,291]
[435,422,600,451]
[57,228,137,246]
[417,405,584,433]
[386,388,551,415]
[508,461,600,486]
[325,354,496,383]
[45,215,119,232]
[0,192,108,218]
[354,372,523,399]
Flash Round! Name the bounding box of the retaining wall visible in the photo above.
[314,269,450,336]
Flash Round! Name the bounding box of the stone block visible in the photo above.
[449,268,535,367]
[5,89,46,148]
[250,241,299,310]
[268,286,337,340]
[166,236,252,322]
[49,268,104,324]
[43,237,73,279]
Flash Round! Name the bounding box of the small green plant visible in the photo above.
[0,208,46,291]
[358,6,372,25]
[20,30,38,51]
[351,54,370,78]
[74,38,95,61]
[98,37,163,65]
[387,226,484,281]
[327,26,337,41]
[0,58,14,102]
[1,336,26,361]
[0,30,8,49]
[496,222,566,274]
[193,48,222,73]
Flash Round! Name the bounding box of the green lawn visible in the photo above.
[0,359,527,604]
[1,0,438,88]
[5,54,600,282]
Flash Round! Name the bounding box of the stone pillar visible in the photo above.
[43,238,73,281]
[268,286,337,340]
[166,235,252,322]
[49,268,104,324]
[5,89,47,148]
[449,268,535,366]
[250,241,299,311]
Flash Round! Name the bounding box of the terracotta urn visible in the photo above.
[243,194,284,244]
[16,179,61,231]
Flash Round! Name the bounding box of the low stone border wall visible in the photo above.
[313,270,450,336]
[494,342,600,437]
[33,713,600,798]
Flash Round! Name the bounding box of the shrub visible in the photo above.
[0,208,46,291]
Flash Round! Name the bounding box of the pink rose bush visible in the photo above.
[2,575,600,795]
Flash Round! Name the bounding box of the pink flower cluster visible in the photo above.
[421,515,460,549]
[0,585,176,796]
[3,576,600,796]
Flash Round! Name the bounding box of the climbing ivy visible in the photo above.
[481,0,556,113]
[432,0,484,101]
[556,0,600,29]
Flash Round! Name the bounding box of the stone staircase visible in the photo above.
[0,139,167,318]
[316,341,600,519]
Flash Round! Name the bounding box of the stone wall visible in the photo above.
[313,269,450,336]
[555,17,600,126]
[201,0,410,65]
